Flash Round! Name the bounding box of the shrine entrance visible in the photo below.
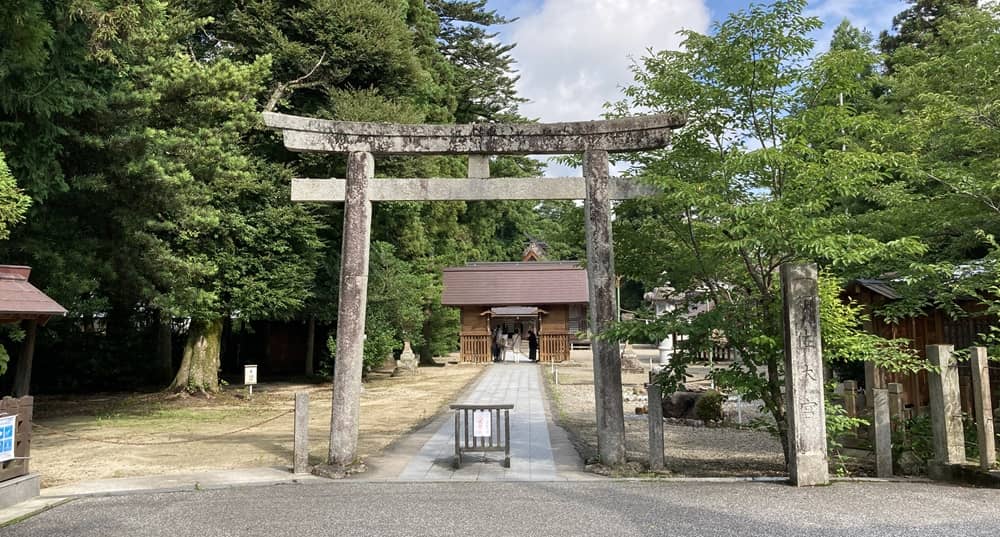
[263,111,829,485]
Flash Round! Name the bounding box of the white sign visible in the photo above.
[244,364,258,385]
[473,410,491,438]
[0,415,16,462]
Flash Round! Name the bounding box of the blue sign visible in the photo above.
[0,415,16,462]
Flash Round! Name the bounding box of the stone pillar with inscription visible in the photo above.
[873,388,892,477]
[780,263,829,486]
[970,347,996,471]
[927,344,965,467]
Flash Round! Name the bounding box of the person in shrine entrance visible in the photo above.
[511,328,521,359]
[528,329,538,362]
[492,326,504,362]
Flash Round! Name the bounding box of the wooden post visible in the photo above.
[970,347,996,471]
[584,149,625,467]
[328,151,373,468]
[294,392,310,474]
[781,263,829,486]
[12,320,38,397]
[874,388,892,478]
[647,383,664,471]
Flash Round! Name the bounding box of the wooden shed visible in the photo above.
[441,261,588,363]
[0,265,66,491]
[846,278,999,418]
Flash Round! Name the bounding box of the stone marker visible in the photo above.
[647,384,665,471]
[887,382,906,443]
[842,380,857,418]
[874,388,892,478]
[887,382,904,423]
[970,347,996,471]
[621,342,642,371]
[294,392,310,474]
[927,345,965,466]
[780,263,829,487]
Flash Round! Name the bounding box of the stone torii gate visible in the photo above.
[263,112,829,485]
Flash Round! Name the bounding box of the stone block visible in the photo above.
[0,473,39,510]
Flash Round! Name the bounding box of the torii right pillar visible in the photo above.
[781,263,829,486]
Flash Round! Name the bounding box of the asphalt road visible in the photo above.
[4,480,1000,537]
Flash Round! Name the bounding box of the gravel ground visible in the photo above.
[547,348,785,476]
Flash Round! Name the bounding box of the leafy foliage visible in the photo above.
[609,0,926,461]
[0,151,30,241]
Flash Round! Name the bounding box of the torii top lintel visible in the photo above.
[262,112,686,155]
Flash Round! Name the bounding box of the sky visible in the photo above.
[490,0,905,123]
[483,0,907,175]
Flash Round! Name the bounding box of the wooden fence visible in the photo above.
[460,334,491,363]
[539,333,570,363]
[0,396,32,483]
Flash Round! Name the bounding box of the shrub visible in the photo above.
[695,390,724,422]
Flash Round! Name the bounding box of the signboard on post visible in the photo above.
[473,410,491,438]
[244,364,258,397]
[0,415,16,462]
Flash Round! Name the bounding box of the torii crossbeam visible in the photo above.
[263,111,685,470]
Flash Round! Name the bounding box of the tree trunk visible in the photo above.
[419,310,435,365]
[169,318,223,394]
[767,351,790,469]
[305,316,315,376]
[156,312,173,385]
[12,320,37,397]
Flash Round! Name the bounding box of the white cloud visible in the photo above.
[508,0,711,124]
[806,0,906,51]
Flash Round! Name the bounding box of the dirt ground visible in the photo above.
[547,347,786,477]
[30,361,484,487]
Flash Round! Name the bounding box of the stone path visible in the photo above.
[376,363,587,481]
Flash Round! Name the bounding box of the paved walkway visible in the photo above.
[372,363,588,481]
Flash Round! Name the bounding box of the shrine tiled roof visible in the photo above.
[442,262,588,306]
[0,266,67,322]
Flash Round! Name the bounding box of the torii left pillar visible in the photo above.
[328,151,373,468]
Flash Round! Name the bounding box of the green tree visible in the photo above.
[879,0,978,60]
[609,0,924,461]
[0,150,31,376]
[0,151,30,241]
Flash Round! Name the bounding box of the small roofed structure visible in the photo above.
[0,266,67,396]
[845,277,998,419]
[442,262,588,362]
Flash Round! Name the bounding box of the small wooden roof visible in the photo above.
[442,262,588,306]
[0,266,67,324]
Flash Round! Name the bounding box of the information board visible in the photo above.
[473,410,491,437]
[244,364,258,385]
[0,415,16,462]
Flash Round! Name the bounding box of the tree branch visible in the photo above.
[264,52,326,113]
